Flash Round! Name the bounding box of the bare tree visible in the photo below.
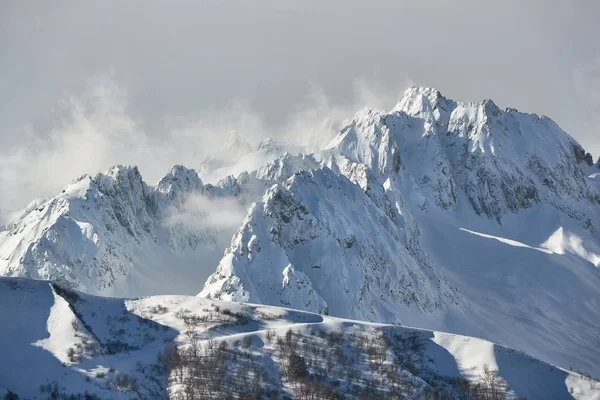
[265,329,275,345]
[476,364,506,400]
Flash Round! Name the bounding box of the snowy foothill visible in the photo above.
[1,277,598,399]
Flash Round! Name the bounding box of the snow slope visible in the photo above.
[0,277,175,399]
[0,149,323,298]
[201,166,460,319]
[201,87,600,378]
[1,276,598,400]
[0,165,239,296]
[413,207,600,380]
[2,86,600,386]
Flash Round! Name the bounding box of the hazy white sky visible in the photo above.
[1,1,599,209]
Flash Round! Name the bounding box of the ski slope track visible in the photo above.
[2,87,600,396]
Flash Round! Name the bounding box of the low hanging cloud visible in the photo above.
[164,193,248,236]
[160,193,249,258]
[0,74,409,210]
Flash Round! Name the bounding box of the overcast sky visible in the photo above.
[1,1,599,209]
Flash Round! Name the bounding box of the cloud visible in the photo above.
[164,193,247,236]
[0,76,158,209]
[0,75,406,210]
[3,1,599,209]
[573,56,600,159]
[278,78,413,151]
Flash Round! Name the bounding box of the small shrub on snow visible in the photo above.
[113,373,139,392]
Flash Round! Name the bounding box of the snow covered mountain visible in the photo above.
[0,164,238,296]
[2,87,600,384]
[2,276,598,400]
[201,166,460,318]
[201,87,600,378]
[327,86,599,223]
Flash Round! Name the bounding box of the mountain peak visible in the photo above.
[329,87,599,222]
[100,164,141,180]
[156,165,203,191]
[481,98,501,117]
[392,86,454,126]
[91,165,146,196]
[257,137,283,154]
[151,165,203,218]
[394,87,507,125]
[396,86,445,109]
[402,86,445,100]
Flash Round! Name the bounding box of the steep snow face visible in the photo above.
[151,165,204,219]
[330,86,599,223]
[0,151,325,297]
[0,278,174,399]
[201,167,460,319]
[0,165,232,296]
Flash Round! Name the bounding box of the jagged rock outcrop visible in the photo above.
[326,87,599,223]
[0,165,219,295]
[151,165,204,218]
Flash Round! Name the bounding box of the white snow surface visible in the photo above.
[201,87,600,378]
[2,87,600,385]
[0,165,240,296]
[201,166,460,319]
[1,277,598,400]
